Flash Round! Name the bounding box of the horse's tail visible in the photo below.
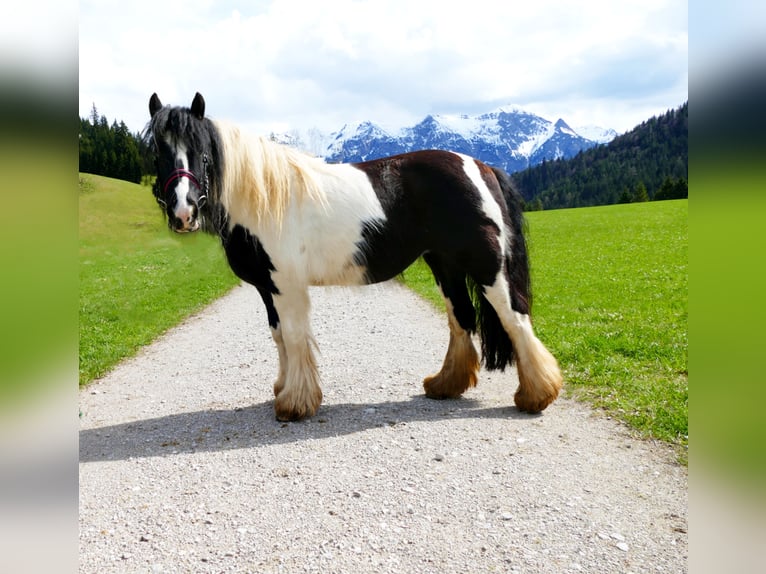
[493,166,531,316]
[468,167,531,371]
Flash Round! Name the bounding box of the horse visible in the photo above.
[146,92,562,421]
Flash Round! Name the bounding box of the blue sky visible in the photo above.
[78,0,688,136]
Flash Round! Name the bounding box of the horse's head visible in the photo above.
[147,92,212,233]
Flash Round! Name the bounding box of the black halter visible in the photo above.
[158,153,209,208]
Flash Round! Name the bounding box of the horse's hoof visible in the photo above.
[423,374,465,399]
[273,386,322,422]
[275,409,309,422]
[423,367,478,399]
[513,380,560,413]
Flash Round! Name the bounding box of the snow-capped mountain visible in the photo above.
[278,106,616,174]
[327,121,409,161]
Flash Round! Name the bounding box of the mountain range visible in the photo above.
[275,106,617,175]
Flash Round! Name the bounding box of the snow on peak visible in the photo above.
[516,120,557,157]
[489,103,531,116]
[427,113,497,140]
[554,118,578,137]
[573,125,618,143]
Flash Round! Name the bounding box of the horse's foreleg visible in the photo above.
[271,325,287,397]
[271,287,323,421]
[483,276,562,413]
[254,287,288,398]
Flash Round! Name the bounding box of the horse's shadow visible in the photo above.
[79,394,538,463]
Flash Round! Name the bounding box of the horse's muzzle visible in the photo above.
[171,204,201,233]
[172,219,200,233]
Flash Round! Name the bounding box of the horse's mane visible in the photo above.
[146,106,327,232]
[214,120,327,228]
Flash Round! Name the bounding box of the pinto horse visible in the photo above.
[146,92,562,421]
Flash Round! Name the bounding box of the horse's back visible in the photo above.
[346,150,509,283]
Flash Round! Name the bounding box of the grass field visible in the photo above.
[79,174,239,385]
[402,200,688,457]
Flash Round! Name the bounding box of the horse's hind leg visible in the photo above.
[423,302,480,399]
[270,286,323,421]
[482,274,562,413]
[422,254,480,399]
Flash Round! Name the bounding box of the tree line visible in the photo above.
[79,104,152,183]
[512,102,688,210]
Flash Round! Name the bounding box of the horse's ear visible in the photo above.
[191,92,205,119]
[149,93,163,117]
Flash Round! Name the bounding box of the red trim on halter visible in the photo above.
[163,169,201,196]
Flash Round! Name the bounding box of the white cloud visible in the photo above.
[79,0,687,135]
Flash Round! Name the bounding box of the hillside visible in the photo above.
[79,173,238,385]
[511,102,687,209]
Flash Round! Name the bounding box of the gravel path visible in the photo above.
[79,281,687,573]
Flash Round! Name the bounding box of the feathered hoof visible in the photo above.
[514,368,563,414]
[423,331,480,399]
[514,385,559,413]
[273,386,322,422]
[423,369,478,399]
[513,336,563,413]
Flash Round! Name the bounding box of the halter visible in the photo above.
[158,154,210,208]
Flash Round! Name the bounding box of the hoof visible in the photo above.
[274,407,313,422]
[513,335,563,413]
[514,365,562,413]
[514,387,558,413]
[423,371,476,399]
[423,330,480,399]
[273,385,322,422]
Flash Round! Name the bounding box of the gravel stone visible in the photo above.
[80,281,688,573]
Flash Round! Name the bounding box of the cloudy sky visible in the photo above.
[79,0,687,137]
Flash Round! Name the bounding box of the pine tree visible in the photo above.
[655,176,675,201]
[89,103,99,126]
[633,182,649,202]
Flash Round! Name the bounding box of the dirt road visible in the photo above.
[79,281,687,573]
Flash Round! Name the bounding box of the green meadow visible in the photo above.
[78,174,239,385]
[402,200,688,457]
[80,175,686,458]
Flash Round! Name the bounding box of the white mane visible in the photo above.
[214,120,328,228]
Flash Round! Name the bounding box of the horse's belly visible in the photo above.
[259,220,370,287]
[307,255,368,287]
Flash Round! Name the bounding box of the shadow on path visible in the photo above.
[80,394,538,463]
